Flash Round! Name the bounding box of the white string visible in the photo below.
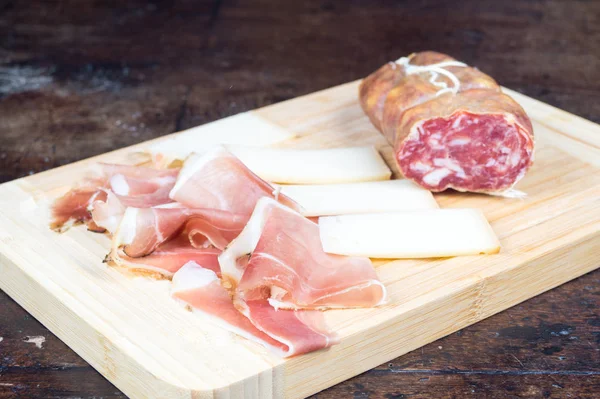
[395,57,468,96]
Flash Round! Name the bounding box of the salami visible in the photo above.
[359,51,534,194]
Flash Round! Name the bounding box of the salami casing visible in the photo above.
[359,52,451,131]
[359,52,534,194]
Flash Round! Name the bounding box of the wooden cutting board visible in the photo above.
[1,81,599,399]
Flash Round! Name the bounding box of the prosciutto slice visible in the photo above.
[51,164,178,232]
[91,171,178,233]
[219,198,387,310]
[169,146,299,215]
[89,190,126,234]
[236,300,337,356]
[172,262,336,357]
[51,183,105,232]
[111,206,247,259]
[112,235,221,278]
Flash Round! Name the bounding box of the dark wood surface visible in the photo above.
[0,1,599,398]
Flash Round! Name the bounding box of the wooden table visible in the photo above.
[1,1,599,398]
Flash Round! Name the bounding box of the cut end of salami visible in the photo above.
[398,111,534,192]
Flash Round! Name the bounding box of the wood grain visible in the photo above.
[1,1,599,398]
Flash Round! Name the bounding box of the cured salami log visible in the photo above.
[359,51,534,194]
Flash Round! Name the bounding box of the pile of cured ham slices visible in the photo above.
[51,141,500,357]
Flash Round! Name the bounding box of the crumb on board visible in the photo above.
[23,335,46,349]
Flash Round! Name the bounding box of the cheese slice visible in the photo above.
[228,146,391,184]
[319,209,500,258]
[280,180,438,217]
[145,112,295,167]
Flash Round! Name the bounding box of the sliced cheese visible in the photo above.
[228,146,391,184]
[280,180,438,217]
[145,112,295,167]
[319,209,500,258]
